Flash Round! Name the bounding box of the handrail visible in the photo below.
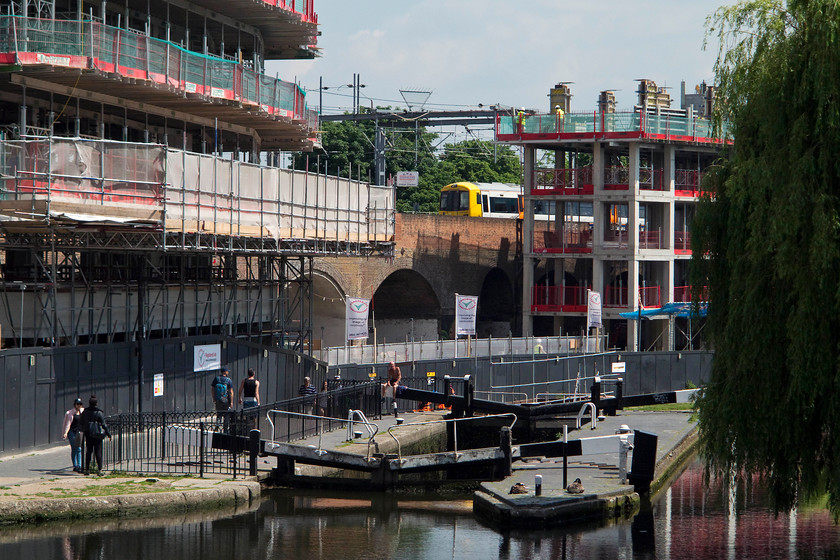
[346,409,380,460]
[576,402,598,430]
[266,408,381,461]
[473,390,529,404]
[386,413,517,460]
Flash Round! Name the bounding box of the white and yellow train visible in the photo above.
[439,182,524,218]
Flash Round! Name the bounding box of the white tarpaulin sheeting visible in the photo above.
[0,138,392,243]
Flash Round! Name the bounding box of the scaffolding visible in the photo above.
[0,135,395,349]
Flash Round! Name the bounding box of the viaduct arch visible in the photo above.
[311,214,521,346]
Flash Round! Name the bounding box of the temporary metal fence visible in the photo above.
[319,335,607,366]
[102,382,382,476]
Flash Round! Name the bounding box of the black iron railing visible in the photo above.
[102,382,382,477]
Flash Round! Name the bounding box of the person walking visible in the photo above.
[79,395,110,475]
[317,380,330,417]
[298,376,316,414]
[211,367,234,429]
[238,368,261,410]
[61,397,84,473]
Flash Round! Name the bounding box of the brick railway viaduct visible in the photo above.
[312,214,523,347]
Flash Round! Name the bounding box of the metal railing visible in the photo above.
[531,285,591,312]
[101,382,382,476]
[532,167,593,194]
[385,413,517,459]
[498,109,729,143]
[320,334,606,365]
[1,16,314,125]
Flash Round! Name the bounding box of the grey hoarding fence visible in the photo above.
[0,336,329,457]
[330,351,713,404]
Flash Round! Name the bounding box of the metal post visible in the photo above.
[199,421,205,478]
[562,424,568,488]
[249,429,260,476]
[18,285,25,348]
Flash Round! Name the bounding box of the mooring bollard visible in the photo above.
[535,474,542,496]
[249,429,260,477]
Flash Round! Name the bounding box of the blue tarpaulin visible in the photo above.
[619,302,707,321]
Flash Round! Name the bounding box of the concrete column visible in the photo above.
[593,194,605,248]
[522,146,537,336]
[592,258,604,296]
[592,141,604,195]
[663,144,675,193]
[667,259,676,351]
[666,199,675,253]
[628,142,640,195]
[628,258,641,351]
[666,257,675,305]
[630,199,640,253]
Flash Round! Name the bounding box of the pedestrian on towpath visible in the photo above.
[212,367,234,430]
[239,368,260,410]
[80,395,110,475]
[61,397,84,473]
[299,376,316,414]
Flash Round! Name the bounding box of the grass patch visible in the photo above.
[30,479,188,499]
[625,403,694,412]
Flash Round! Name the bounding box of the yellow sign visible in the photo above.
[368,372,377,378]
[427,371,436,377]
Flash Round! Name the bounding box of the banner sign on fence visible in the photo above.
[346,297,370,341]
[395,171,419,187]
[587,290,603,328]
[194,343,222,372]
[153,373,164,397]
[455,294,478,336]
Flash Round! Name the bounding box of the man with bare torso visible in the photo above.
[382,361,401,397]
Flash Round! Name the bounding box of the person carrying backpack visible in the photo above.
[211,367,234,428]
[79,395,110,475]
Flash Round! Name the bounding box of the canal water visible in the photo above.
[2,458,839,559]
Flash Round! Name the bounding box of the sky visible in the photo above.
[270,0,734,123]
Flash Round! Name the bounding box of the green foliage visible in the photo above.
[293,114,522,214]
[693,0,840,520]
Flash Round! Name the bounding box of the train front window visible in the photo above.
[440,190,469,211]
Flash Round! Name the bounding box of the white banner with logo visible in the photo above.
[395,171,419,187]
[194,344,222,372]
[455,294,478,336]
[153,373,164,397]
[587,290,603,328]
[346,297,370,341]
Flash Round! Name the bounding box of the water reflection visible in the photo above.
[2,459,840,559]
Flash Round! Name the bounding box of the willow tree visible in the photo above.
[692,0,840,518]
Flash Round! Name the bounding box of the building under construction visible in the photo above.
[498,79,723,351]
[0,0,394,452]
